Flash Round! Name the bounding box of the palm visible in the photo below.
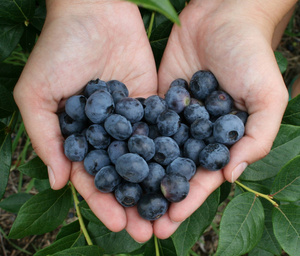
[154,1,288,238]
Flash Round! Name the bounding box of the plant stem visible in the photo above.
[235,180,278,207]
[70,182,93,246]
[154,235,160,256]
[147,12,156,39]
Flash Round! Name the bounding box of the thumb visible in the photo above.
[14,63,71,190]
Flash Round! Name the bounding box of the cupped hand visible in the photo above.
[154,0,289,238]
[13,0,157,242]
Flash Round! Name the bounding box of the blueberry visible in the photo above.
[59,112,86,137]
[85,90,114,123]
[104,114,132,140]
[94,165,121,193]
[153,137,180,166]
[183,104,210,124]
[84,79,108,98]
[165,86,191,113]
[107,140,129,164]
[157,109,181,136]
[132,122,149,136]
[190,118,213,140]
[189,97,204,106]
[230,110,249,125]
[213,114,245,145]
[183,138,206,166]
[161,174,190,202]
[199,143,230,170]
[83,149,111,176]
[205,90,233,116]
[111,90,127,104]
[144,95,168,124]
[128,135,155,161]
[148,124,161,139]
[140,162,166,193]
[115,153,149,183]
[115,97,144,123]
[171,123,189,147]
[86,124,111,149]
[166,157,196,181]
[115,182,143,207]
[170,78,189,90]
[64,134,88,161]
[65,95,87,121]
[189,70,218,101]
[136,97,146,106]
[107,80,129,96]
[137,193,169,220]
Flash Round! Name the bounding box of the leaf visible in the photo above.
[171,188,220,256]
[282,94,300,126]
[215,192,265,256]
[0,192,32,213]
[34,178,51,192]
[18,156,48,179]
[0,63,23,91]
[56,220,81,240]
[34,231,85,256]
[126,0,180,25]
[0,84,17,117]
[0,0,36,24]
[50,245,104,256]
[240,124,300,181]
[271,156,300,202]
[273,204,300,256]
[220,181,232,203]
[8,186,72,238]
[0,131,12,199]
[274,51,288,74]
[19,24,37,53]
[31,2,46,31]
[87,221,143,254]
[78,200,101,224]
[248,247,275,256]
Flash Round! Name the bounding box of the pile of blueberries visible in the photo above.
[59,70,247,221]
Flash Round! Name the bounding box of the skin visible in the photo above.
[13,0,297,243]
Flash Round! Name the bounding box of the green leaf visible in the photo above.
[88,221,143,254]
[0,63,23,91]
[126,0,180,25]
[0,84,17,118]
[56,220,81,240]
[0,23,24,63]
[0,0,36,24]
[34,231,85,256]
[215,192,265,256]
[19,24,37,53]
[0,192,32,213]
[248,247,275,256]
[274,51,288,74]
[171,188,220,256]
[0,131,12,199]
[31,2,46,31]
[271,156,300,202]
[8,186,72,238]
[240,124,300,181]
[78,200,101,224]
[282,94,300,126]
[18,156,48,179]
[34,178,51,192]
[273,204,300,256]
[220,181,232,203]
[50,245,104,256]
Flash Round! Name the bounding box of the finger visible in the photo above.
[168,169,224,223]
[125,206,153,243]
[70,161,127,232]
[153,212,181,240]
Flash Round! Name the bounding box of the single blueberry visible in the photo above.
[183,104,210,124]
[104,114,132,140]
[205,90,233,116]
[83,149,111,176]
[128,135,155,161]
[115,97,144,123]
[107,140,129,164]
[190,118,213,140]
[115,182,143,207]
[189,70,218,101]
[86,124,111,149]
[199,143,230,170]
[157,109,181,136]
[111,90,127,104]
[144,95,168,124]
[107,80,129,96]
[183,138,206,166]
[132,122,149,136]
[65,95,87,121]
[213,114,245,145]
[230,110,249,125]
[59,112,87,137]
[140,162,166,193]
[170,78,189,89]
[166,157,196,181]
[153,137,180,166]
[115,153,149,183]
[94,165,121,193]
[161,173,190,202]
[137,193,169,220]
[64,134,88,161]
[148,124,161,140]
[165,85,191,113]
[84,79,108,98]
[172,123,190,147]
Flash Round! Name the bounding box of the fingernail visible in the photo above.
[47,166,56,188]
[231,162,248,183]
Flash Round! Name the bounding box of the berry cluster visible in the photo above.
[59,70,247,221]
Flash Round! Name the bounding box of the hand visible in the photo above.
[13,0,157,242]
[154,0,290,238]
